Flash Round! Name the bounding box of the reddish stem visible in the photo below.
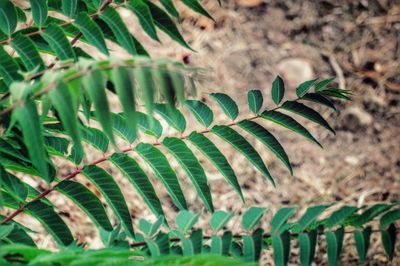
[1,97,294,225]
[0,113,261,224]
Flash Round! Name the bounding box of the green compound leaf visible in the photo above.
[15,6,26,23]
[185,100,213,128]
[242,228,264,262]
[153,232,170,255]
[0,165,27,202]
[380,209,400,229]
[82,126,109,153]
[252,228,264,261]
[293,204,331,233]
[270,207,297,235]
[69,144,84,165]
[210,93,239,121]
[74,12,109,55]
[136,143,187,210]
[136,112,163,139]
[181,0,214,21]
[111,66,137,136]
[272,230,291,266]
[11,34,45,71]
[190,229,203,254]
[301,93,336,111]
[324,206,358,228]
[49,81,82,153]
[350,203,393,227]
[353,226,372,265]
[139,216,164,237]
[83,69,115,146]
[261,110,322,148]
[381,223,397,261]
[319,88,352,101]
[296,78,318,97]
[134,65,154,115]
[176,210,200,234]
[82,165,134,238]
[326,227,345,266]
[0,1,17,36]
[238,119,292,175]
[242,235,255,262]
[108,113,137,144]
[281,101,335,134]
[159,0,180,19]
[163,137,213,212]
[29,0,48,28]
[247,89,263,114]
[211,231,232,256]
[271,75,285,105]
[242,206,267,231]
[44,136,69,156]
[14,100,49,182]
[26,201,74,246]
[188,132,244,202]
[155,104,186,133]
[145,1,192,50]
[57,180,113,232]
[128,0,159,42]
[100,7,137,55]
[210,210,234,231]
[153,65,175,106]
[212,125,274,186]
[61,0,78,18]
[179,234,194,256]
[41,24,76,61]
[0,219,36,246]
[0,139,29,163]
[299,230,318,266]
[0,45,22,85]
[24,182,52,207]
[315,77,336,92]
[109,152,164,218]
[170,71,186,104]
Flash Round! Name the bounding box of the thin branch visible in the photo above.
[0,100,289,224]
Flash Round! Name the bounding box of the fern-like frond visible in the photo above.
[1,75,352,248]
[0,0,215,94]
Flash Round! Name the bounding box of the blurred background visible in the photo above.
[20,0,400,264]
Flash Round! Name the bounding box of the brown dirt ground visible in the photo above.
[5,0,400,265]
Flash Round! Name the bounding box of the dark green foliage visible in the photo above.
[1,70,357,257]
[2,203,396,265]
[0,2,391,265]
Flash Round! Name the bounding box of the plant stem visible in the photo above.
[0,100,291,224]
[0,86,301,224]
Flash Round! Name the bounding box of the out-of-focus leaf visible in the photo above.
[242,207,267,231]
